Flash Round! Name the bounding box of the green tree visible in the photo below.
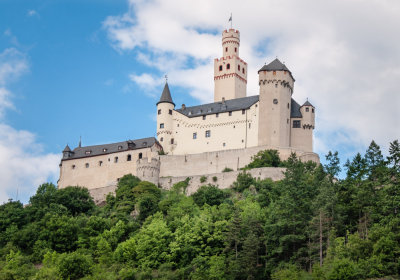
[246,149,281,169]
[55,186,95,216]
[192,185,227,207]
[57,251,93,280]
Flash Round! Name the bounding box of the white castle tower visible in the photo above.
[214,29,248,102]
[258,59,295,148]
[156,82,175,152]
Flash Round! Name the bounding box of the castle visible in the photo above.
[58,28,319,203]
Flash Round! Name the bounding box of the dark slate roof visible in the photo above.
[291,99,302,118]
[258,58,295,81]
[302,100,314,107]
[157,82,175,106]
[62,137,158,160]
[63,145,71,152]
[176,95,259,118]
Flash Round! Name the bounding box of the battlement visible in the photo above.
[136,157,161,185]
[214,55,247,65]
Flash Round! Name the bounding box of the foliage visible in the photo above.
[200,176,207,183]
[245,149,282,169]
[222,167,234,172]
[0,139,399,279]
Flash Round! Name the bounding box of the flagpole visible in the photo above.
[230,13,232,29]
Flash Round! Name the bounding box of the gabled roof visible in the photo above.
[258,58,295,81]
[291,99,302,118]
[61,137,158,160]
[176,95,259,118]
[157,82,175,106]
[302,100,314,107]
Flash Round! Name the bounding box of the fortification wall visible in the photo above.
[159,167,286,195]
[88,183,117,205]
[159,145,319,177]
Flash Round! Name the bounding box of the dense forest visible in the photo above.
[0,140,399,280]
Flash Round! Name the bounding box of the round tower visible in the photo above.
[258,58,295,148]
[299,100,315,152]
[156,82,175,154]
[136,157,161,186]
[214,29,247,102]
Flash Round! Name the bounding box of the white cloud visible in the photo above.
[104,0,400,155]
[27,10,39,17]
[0,48,59,204]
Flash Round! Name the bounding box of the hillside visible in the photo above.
[0,140,399,280]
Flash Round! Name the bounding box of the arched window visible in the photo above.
[225,47,228,52]
[114,157,118,163]
[127,154,131,161]
[227,63,230,70]
[219,65,222,71]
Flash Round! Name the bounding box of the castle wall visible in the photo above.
[159,144,319,178]
[159,167,286,195]
[163,102,259,155]
[58,147,158,190]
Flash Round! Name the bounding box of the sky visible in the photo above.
[0,0,399,203]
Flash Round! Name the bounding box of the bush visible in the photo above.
[212,176,218,182]
[58,251,93,280]
[222,167,234,172]
[200,176,207,183]
[232,172,255,192]
[245,149,281,169]
[192,185,227,207]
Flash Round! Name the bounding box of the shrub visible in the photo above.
[222,167,234,172]
[57,251,93,280]
[192,185,227,207]
[245,149,281,169]
[232,172,255,192]
[212,176,218,182]
[200,176,207,183]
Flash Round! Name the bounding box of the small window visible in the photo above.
[216,113,219,118]
[171,138,174,144]
[188,111,192,115]
[142,142,147,146]
[158,109,161,115]
[114,157,118,163]
[219,65,222,71]
[229,111,232,116]
[249,123,251,128]
[273,99,278,104]
[85,150,91,155]
[139,153,142,159]
[312,108,315,113]
[160,123,164,129]
[103,148,107,152]
[287,119,289,124]
[99,161,103,166]
[127,154,131,161]
[85,163,89,168]
[202,115,206,120]
[238,65,240,71]
[234,47,237,53]
[293,120,301,128]
[275,84,278,88]
[242,109,245,114]
[205,130,211,138]
[225,47,228,52]
[169,109,172,115]
[242,68,245,74]
[223,143,226,147]
[227,63,230,70]
[160,137,163,142]
[287,103,290,109]
[118,146,122,150]
[177,124,179,127]
[306,107,309,112]
[273,71,276,75]
[193,132,197,139]
[72,165,76,169]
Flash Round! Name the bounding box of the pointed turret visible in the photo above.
[302,100,314,107]
[157,82,175,106]
[62,145,74,159]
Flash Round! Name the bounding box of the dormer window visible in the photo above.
[103,148,107,152]
[188,111,192,115]
[142,142,147,146]
[118,146,122,150]
[85,150,91,155]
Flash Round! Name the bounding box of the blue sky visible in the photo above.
[0,0,399,203]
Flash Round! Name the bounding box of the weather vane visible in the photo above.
[165,74,168,83]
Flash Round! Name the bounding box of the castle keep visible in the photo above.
[58,28,319,202]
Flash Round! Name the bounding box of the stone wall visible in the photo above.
[159,166,286,195]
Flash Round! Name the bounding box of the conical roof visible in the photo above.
[258,58,294,80]
[63,145,71,152]
[302,100,314,107]
[157,82,175,106]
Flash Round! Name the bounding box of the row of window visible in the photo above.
[72,153,143,169]
[218,64,245,74]
[158,109,173,115]
[225,46,237,53]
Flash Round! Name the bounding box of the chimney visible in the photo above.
[182,104,186,110]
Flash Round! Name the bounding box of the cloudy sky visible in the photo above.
[0,0,399,203]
